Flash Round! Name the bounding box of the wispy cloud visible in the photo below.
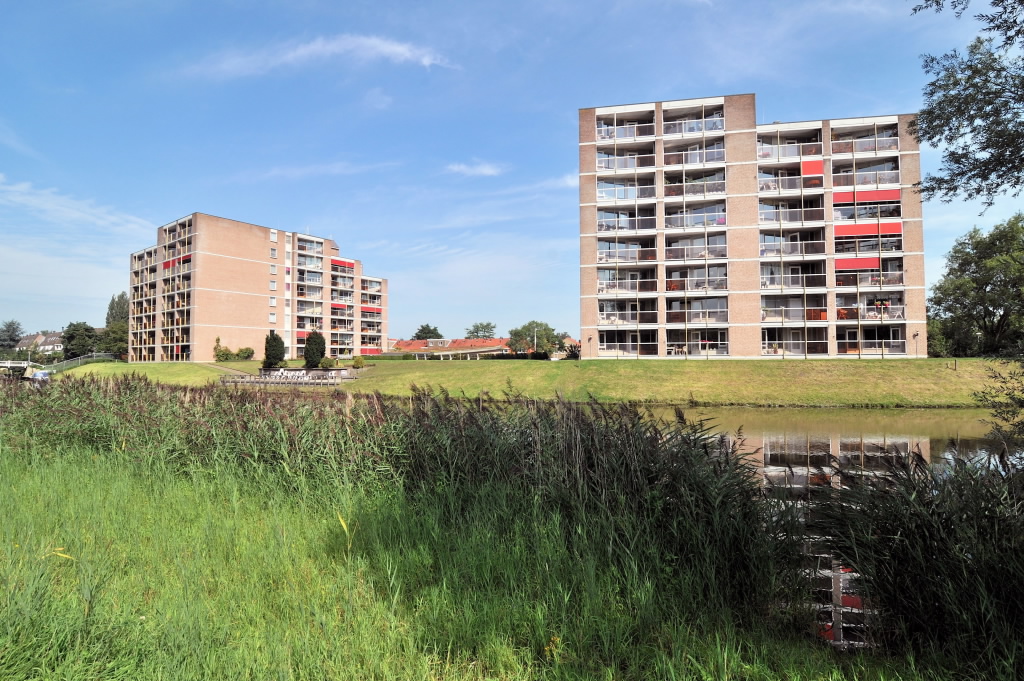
[187,34,453,78]
[362,87,393,110]
[0,118,43,160]
[230,160,400,182]
[445,161,505,177]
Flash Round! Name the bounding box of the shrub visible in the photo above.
[564,343,582,360]
[236,347,255,360]
[352,355,366,369]
[304,331,326,369]
[319,356,336,369]
[402,353,414,360]
[214,347,235,362]
[263,333,285,369]
[276,360,289,369]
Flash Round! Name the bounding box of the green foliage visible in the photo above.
[464,322,495,339]
[97,321,129,356]
[319,356,335,369]
[0,319,24,351]
[105,291,130,326]
[401,353,414,360]
[412,324,441,341]
[564,342,582,360]
[263,332,285,369]
[928,214,1024,355]
[975,358,1024,455]
[236,347,255,360]
[303,331,326,369]
[352,355,366,369]
[276,360,289,369]
[62,322,97,360]
[507,320,563,354]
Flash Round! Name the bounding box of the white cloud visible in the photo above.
[229,160,401,182]
[445,161,505,177]
[362,87,394,110]
[187,34,453,78]
[0,119,43,160]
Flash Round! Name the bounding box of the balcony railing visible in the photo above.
[663,117,725,135]
[831,138,900,154]
[835,238,902,255]
[665,181,726,198]
[836,304,906,321]
[833,204,902,220]
[665,212,727,228]
[665,341,729,356]
[757,176,824,192]
[597,216,657,232]
[330,322,355,331]
[664,148,726,165]
[760,307,828,322]
[296,243,324,254]
[598,342,660,356]
[758,240,826,257]
[296,258,323,270]
[361,282,383,292]
[761,340,829,355]
[361,312,383,321]
[332,277,355,289]
[597,185,657,201]
[759,207,825,223]
[838,340,907,354]
[296,293,323,301]
[760,273,827,288]
[666,309,729,324]
[597,154,656,170]
[296,276,322,284]
[598,311,658,324]
[756,142,824,160]
[664,276,728,292]
[596,248,657,263]
[832,171,901,187]
[597,279,658,294]
[665,244,727,260]
[597,122,656,140]
[835,272,904,287]
[331,295,354,304]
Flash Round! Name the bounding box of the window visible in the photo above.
[269,313,277,323]
[269,280,277,291]
[270,229,278,243]
[270,264,277,274]
[269,297,277,307]
[270,248,278,259]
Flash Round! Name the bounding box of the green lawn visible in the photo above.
[64,358,995,407]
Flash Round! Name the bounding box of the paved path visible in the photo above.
[201,363,251,376]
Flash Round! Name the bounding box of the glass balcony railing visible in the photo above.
[597,185,657,201]
[837,304,906,321]
[761,340,829,356]
[760,306,828,322]
[835,271,905,287]
[757,176,824,192]
[664,276,728,292]
[665,244,728,260]
[759,207,825,223]
[664,148,726,165]
[758,240,826,256]
[663,117,725,135]
[831,138,900,154]
[835,238,902,255]
[597,216,657,232]
[597,311,658,324]
[666,309,729,324]
[833,204,902,220]
[665,181,726,198]
[597,122,656,140]
[759,273,827,288]
[756,142,824,160]
[832,171,901,187]
[838,340,907,354]
[665,212,727,228]
[597,154,656,170]
[596,248,657,263]
[597,279,658,294]
[296,242,324,254]
[598,342,660,356]
[665,341,729,356]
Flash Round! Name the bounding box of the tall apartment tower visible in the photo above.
[579,93,927,359]
[129,213,387,363]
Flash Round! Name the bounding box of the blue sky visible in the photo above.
[0,0,1019,338]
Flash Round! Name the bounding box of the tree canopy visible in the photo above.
[304,331,326,369]
[464,322,496,339]
[263,332,285,368]
[928,213,1024,356]
[106,292,130,326]
[0,320,24,351]
[412,324,442,340]
[507,321,564,354]
[912,1,1024,208]
[97,321,129,357]
[62,322,97,360]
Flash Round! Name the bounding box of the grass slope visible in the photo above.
[66,361,230,386]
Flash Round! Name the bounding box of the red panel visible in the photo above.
[801,160,824,175]
[332,259,355,267]
[361,347,382,355]
[835,224,880,237]
[295,331,307,339]
[857,189,901,202]
[833,191,854,204]
[879,222,903,234]
[331,303,346,309]
[360,306,383,313]
[182,254,192,261]
[163,260,172,269]
[835,257,880,270]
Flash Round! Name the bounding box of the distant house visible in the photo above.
[37,333,64,355]
[14,334,44,352]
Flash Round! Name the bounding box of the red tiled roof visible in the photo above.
[392,337,510,352]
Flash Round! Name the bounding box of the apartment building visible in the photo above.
[129,213,387,362]
[580,93,926,359]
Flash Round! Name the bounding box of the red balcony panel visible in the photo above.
[834,189,901,204]
[331,303,347,309]
[295,331,307,339]
[801,160,824,175]
[332,259,355,267]
[182,254,192,262]
[835,257,880,270]
[361,347,382,355]
[879,222,902,234]
[360,306,383,314]
[835,224,882,236]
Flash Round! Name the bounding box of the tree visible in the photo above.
[62,322,97,360]
[465,322,496,339]
[412,324,442,340]
[263,332,285,368]
[304,330,326,369]
[105,292,129,326]
[928,213,1024,356]
[97,321,129,357]
[0,319,24,351]
[912,1,1024,208]
[507,321,563,354]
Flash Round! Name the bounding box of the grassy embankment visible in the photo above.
[68,357,992,407]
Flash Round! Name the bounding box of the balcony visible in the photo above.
[760,306,828,322]
[296,275,323,285]
[835,237,902,255]
[665,180,726,198]
[663,116,724,135]
[833,204,902,220]
[665,212,727,229]
[598,341,660,356]
[758,241,826,257]
[296,257,323,270]
[832,170,901,187]
[831,138,899,154]
[597,279,658,294]
[597,184,657,201]
[665,341,729,356]
[760,273,827,288]
[597,122,656,140]
[835,271,904,287]
[596,247,657,263]
[331,294,354,304]
[759,207,825,223]
[665,244,727,260]
[761,340,830,356]
[756,142,823,160]
[757,176,824,193]
[361,312,383,321]
[332,277,355,289]
[838,339,907,354]
[598,310,658,324]
[837,304,906,321]
[296,242,324,254]
[666,309,728,324]
[361,281,383,293]
[597,216,657,232]
[597,154,656,171]
[665,276,728,292]
[664,148,726,165]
